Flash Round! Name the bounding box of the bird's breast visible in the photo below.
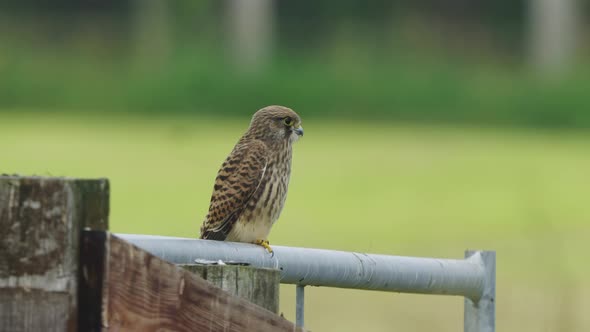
[228,155,292,242]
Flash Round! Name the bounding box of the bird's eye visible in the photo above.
[283,117,294,126]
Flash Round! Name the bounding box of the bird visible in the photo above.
[199,105,303,253]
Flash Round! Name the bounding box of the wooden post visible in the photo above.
[181,264,280,313]
[0,176,109,332]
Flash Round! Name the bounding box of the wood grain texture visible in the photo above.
[0,176,109,332]
[0,290,70,332]
[82,232,301,331]
[182,264,280,313]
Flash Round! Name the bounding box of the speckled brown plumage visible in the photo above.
[199,105,303,247]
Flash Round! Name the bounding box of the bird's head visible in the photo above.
[249,105,303,144]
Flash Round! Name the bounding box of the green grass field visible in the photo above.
[2,112,589,331]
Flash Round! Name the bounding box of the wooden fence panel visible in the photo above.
[80,231,301,332]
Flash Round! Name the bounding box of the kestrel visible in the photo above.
[199,105,303,253]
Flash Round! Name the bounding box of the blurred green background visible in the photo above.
[2,1,590,331]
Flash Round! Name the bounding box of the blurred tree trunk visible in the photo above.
[132,0,171,67]
[226,0,274,73]
[527,0,580,76]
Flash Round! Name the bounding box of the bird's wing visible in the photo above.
[200,140,268,240]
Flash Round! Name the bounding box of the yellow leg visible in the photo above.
[254,239,273,254]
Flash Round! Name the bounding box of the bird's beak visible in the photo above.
[294,126,304,137]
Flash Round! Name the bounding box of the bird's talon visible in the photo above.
[254,239,273,254]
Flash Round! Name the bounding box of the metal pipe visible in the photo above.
[464,251,496,332]
[116,234,486,301]
[296,285,305,328]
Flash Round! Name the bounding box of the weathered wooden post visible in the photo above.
[181,264,280,313]
[0,176,109,332]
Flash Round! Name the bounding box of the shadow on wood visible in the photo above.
[80,231,301,332]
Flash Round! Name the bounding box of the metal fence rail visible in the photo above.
[117,234,495,332]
